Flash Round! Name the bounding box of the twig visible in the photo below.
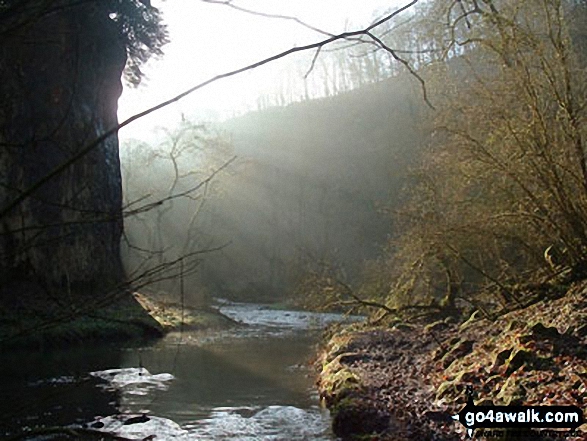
[0,0,420,220]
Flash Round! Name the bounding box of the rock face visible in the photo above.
[0,6,127,316]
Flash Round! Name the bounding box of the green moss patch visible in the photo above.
[0,292,164,350]
[0,290,237,350]
[133,292,238,332]
[317,280,587,440]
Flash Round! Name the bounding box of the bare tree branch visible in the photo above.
[0,241,231,346]
[365,30,435,109]
[0,156,237,235]
[201,0,335,37]
[304,46,322,79]
[123,155,237,217]
[0,0,420,221]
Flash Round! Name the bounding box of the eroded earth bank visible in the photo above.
[317,281,587,440]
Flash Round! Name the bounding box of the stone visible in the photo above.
[0,4,153,344]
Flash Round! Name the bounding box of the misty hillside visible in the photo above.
[5,2,587,440]
[193,74,429,302]
[223,74,424,191]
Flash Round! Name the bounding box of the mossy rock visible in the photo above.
[436,380,458,401]
[323,335,355,363]
[322,365,360,394]
[133,292,237,332]
[318,332,392,440]
[504,348,554,375]
[459,310,481,331]
[482,375,503,395]
[0,294,164,350]
[338,352,368,365]
[435,370,477,401]
[441,338,475,369]
[394,322,416,332]
[425,319,450,334]
[491,348,513,372]
[530,322,560,337]
[496,376,527,405]
[520,322,561,342]
[320,355,363,407]
[504,349,533,375]
[504,319,524,332]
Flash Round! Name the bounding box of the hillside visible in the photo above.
[194,74,430,302]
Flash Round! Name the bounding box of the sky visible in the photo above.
[117,0,410,143]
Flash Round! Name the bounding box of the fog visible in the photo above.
[118,0,404,141]
[120,71,426,307]
[116,0,434,308]
[115,0,587,317]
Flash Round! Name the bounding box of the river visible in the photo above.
[0,301,361,440]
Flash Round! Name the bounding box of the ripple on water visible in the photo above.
[7,303,348,440]
[217,300,363,332]
[86,405,331,441]
[185,405,333,440]
[90,367,174,395]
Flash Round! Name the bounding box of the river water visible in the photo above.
[0,301,360,440]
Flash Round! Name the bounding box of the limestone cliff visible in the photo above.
[0,4,158,344]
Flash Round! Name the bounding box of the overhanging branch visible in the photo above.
[0,0,420,220]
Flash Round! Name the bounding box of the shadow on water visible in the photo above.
[0,345,123,434]
[142,334,320,419]
[0,303,360,439]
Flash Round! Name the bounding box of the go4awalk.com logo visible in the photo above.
[451,387,584,438]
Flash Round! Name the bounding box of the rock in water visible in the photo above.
[123,414,150,425]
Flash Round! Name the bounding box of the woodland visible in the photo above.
[1,0,587,439]
[121,0,587,323]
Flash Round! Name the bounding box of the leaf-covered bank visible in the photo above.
[316,281,587,440]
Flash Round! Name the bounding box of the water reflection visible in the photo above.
[0,303,358,439]
[0,346,122,434]
[105,331,334,439]
[186,405,332,440]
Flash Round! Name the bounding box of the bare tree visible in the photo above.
[371,0,587,318]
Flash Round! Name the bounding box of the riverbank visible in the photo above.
[316,280,587,440]
[2,300,340,441]
[132,291,239,331]
[0,290,236,350]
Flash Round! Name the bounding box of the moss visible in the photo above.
[504,349,533,375]
[0,291,237,350]
[436,379,459,400]
[394,322,416,332]
[440,338,475,369]
[317,330,396,440]
[322,334,355,363]
[503,348,555,376]
[459,310,482,331]
[425,319,451,334]
[436,370,478,401]
[321,362,390,439]
[496,375,527,406]
[492,348,513,371]
[320,354,362,405]
[133,292,237,332]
